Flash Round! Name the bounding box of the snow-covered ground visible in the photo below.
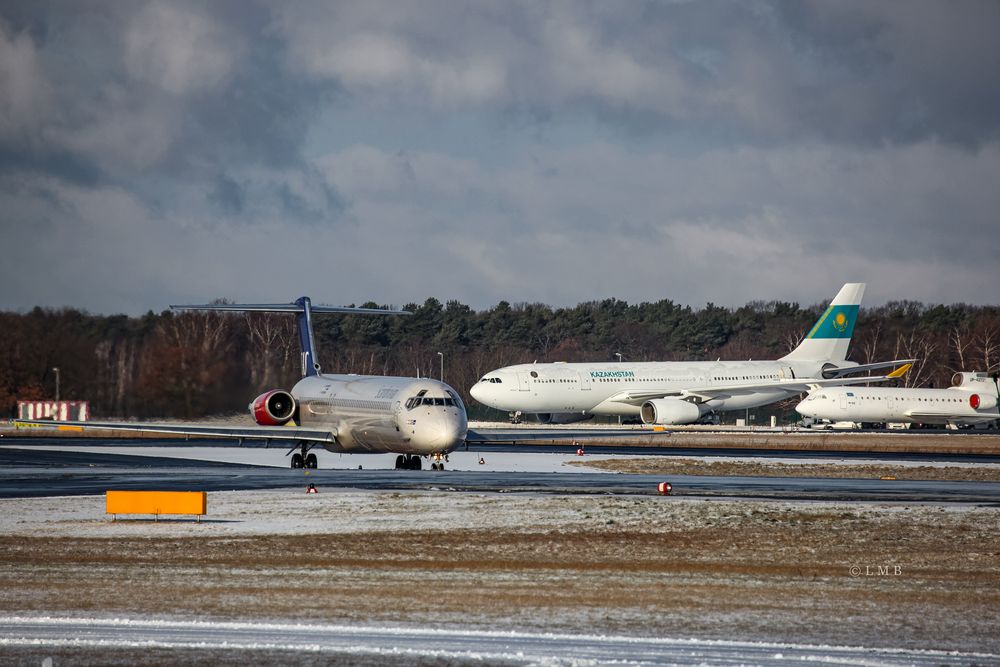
[3,615,995,666]
[3,438,998,663]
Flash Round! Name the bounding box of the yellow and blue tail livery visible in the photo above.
[780,283,865,362]
[804,303,859,340]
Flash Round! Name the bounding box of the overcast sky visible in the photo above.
[2,1,999,315]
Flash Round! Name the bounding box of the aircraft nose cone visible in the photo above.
[439,415,467,448]
[794,399,813,417]
[469,382,486,403]
[414,412,467,453]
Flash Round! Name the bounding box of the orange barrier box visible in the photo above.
[106,491,207,521]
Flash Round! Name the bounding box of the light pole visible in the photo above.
[53,367,60,402]
[437,352,444,382]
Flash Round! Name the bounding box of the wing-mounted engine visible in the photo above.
[640,398,702,425]
[250,389,297,426]
[535,412,594,425]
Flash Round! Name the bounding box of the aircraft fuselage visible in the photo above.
[293,374,468,454]
[470,359,829,416]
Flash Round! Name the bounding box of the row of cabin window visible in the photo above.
[833,396,965,402]
[330,399,391,411]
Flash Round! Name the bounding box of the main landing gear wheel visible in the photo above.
[395,455,423,470]
[289,442,317,469]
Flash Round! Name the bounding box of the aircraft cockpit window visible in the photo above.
[405,390,429,410]
[446,390,464,409]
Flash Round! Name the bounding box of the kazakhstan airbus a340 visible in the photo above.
[470,283,911,425]
[17,298,470,470]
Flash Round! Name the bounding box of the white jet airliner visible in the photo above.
[796,371,1000,428]
[470,284,911,425]
[17,298,468,470]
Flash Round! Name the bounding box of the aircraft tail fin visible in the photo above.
[170,298,410,377]
[780,283,865,363]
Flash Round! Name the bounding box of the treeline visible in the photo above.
[2,297,999,420]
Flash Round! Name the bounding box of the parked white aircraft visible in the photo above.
[796,372,1000,428]
[17,298,469,470]
[470,283,911,425]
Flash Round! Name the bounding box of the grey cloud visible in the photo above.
[274,0,1000,148]
[0,1,998,315]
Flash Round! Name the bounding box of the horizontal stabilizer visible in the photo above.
[170,297,409,378]
[170,302,411,316]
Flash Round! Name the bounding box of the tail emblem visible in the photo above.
[833,311,849,333]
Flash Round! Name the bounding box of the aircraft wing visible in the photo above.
[823,359,917,378]
[603,371,907,406]
[465,427,670,444]
[12,419,337,443]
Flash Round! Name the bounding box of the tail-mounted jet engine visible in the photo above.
[969,393,998,410]
[640,398,702,425]
[250,390,297,426]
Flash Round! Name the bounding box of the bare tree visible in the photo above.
[892,331,936,388]
[976,327,1000,373]
[245,313,295,391]
[948,325,975,374]
[859,322,882,365]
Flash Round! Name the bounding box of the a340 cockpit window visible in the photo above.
[480,377,502,383]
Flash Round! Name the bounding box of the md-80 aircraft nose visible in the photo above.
[410,407,468,452]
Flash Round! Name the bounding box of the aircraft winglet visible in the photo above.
[887,363,912,379]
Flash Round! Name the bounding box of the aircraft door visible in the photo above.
[579,372,592,391]
[840,394,848,410]
[517,372,531,391]
[886,395,895,415]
